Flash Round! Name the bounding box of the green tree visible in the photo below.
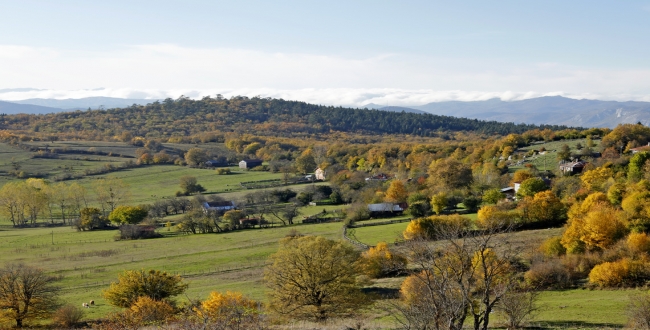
[264,236,366,321]
[557,144,571,161]
[103,269,188,308]
[179,176,205,195]
[628,151,650,182]
[430,192,448,215]
[108,206,149,225]
[516,177,547,199]
[483,188,505,204]
[427,158,473,190]
[295,154,317,175]
[0,264,61,328]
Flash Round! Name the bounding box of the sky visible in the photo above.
[1,0,649,106]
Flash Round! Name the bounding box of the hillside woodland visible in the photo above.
[1,97,650,328]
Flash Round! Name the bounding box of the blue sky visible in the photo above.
[1,1,649,105]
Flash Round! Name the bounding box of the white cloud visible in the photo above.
[0,44,649,105]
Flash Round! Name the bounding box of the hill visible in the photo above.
[408,96,650,128]
[0,100,63,115]
[0,96,573,140]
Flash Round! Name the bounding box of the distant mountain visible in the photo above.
[13,97,159,110]
[0,100,63,115]
[408,96,650,128]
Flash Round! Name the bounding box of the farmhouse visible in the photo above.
[367,202,407,215]
[365,173,391,181]
[559,160,587,174]
[629,143,650,154]
[315,168,326,181]
[239,159,263,169]
[202,201,236,213]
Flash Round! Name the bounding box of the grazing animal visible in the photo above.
[89,300,95,306]
[82,303,88,308]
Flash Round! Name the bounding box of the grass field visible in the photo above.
[508,138,601,172]
[0,223,343,321]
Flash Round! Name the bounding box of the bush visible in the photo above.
[627,232,650,254]
[215,168,231,175]
[52,304,85,328]
[194,291,263,327]
[476,205,517,230]
[359,242,408,278]
[129,296,175,324]
[524,259,571,289]
[588,258,650,288]
[103,269,188,308]
[403,215,470,240]
[540,237,566,257]
[117,225,161,240]
[627,293,650,330]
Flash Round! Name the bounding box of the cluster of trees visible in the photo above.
[0,178,130,227]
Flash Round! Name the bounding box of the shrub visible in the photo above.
[129,296,175,324]
[103,269,188,308]
[117,225,161,240]
[628,232,650,254]
[588,258,650,288]
[359,242,408,278]
[477,205,517,230]
[215,168,231,175]
[540,237,566,257]
[403,215,470,240]
[194,291,263,327]
[524,260,571,289]
[627,293,650,330]
[52,304,84,328]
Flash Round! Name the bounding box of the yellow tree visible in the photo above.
[264,236,366,320]
[580,167,614,192]
[580,203,628,250]
[385,180,408,203]
[103,270,188,308]
[430,192,447,215]
[359,242,408,278]
[195,291,263,327]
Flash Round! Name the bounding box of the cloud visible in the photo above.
[0,44,649,105]
[2,87,650,107]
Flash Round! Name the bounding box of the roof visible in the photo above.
[239,159,263,163]
[559,161,586,169]
[203,201,235,208]
[367,203,406,212]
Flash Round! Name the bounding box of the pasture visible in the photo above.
[508,138,600,172]
[0,222,343,320]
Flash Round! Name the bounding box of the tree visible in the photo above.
[103,269,188,308]
[403,215,470,240]
[359,242,408,278]
[557,144,571,161]
[93,178,131,214]
[179,176,205,195]
[627,292,650,329]
[295,153,317,175]
[628,152,650,182]
[108,205,149,225]
[483,188,505,204]
[264,236,367,320]
[430,192,448,215]
[396,225,520,330]
[517,191,566,226]
[516,177,547,199]
[511,169,534,185]
[385,180,408,203]
[580,166,614,192]
[427,158,473,191]
[78,207,110,230]
[184,147,209,166]
[0,264,61,328]
[194,291,264,328]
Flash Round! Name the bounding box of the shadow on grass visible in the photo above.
[527,321,624,329]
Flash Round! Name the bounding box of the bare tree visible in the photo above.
[395,223,522,330]
[627,293,650,329]
[0,264,61,328]
[495,286,539,329]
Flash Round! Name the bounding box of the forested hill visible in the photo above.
[0,96,574,139]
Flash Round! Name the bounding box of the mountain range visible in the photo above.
[365,96,650,128]
[1,95,649,128]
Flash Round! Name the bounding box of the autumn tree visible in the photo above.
[517,190,566,226]
[396,225,520,330]
[295,153,317,175]
[0,264,61,328]
[194,291,264,328]
[78,207,109,230]
[385,180,408,203]
[108,205,149,225]
[511,169,534,185]
[184,147,209,166]
[580,166,614,192]
[103,269,188,308]
[430,192,448,215]
[482,188,505,204]
[264,236,367,320]
[427,158,473,191]
[403,215,470,240]
[179,176,205,195]
[359,242,407,278]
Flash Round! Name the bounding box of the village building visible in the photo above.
[238,159,263,169]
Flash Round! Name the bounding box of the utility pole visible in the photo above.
[51,231,54,245]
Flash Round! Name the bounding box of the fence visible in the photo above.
[349,218,412,228]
